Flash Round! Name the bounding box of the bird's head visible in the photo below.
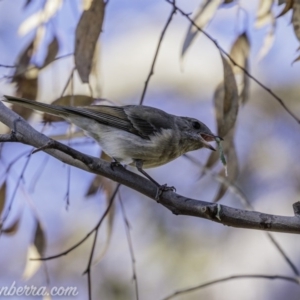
[178,117,221,153]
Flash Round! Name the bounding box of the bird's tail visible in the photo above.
[3,95,70,118]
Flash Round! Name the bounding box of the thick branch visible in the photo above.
[1,101,300,234]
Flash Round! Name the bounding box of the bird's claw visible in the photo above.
[110,160,122,170]
[155,184,176,201]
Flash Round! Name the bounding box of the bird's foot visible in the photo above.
[155,184,176,201]
[110,159,122,170]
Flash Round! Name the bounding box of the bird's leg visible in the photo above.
[110,157,123,170]
[134,160,176,201]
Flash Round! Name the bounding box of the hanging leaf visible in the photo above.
[43,95,94,123]
[181,0,222,58]
[277,0,294,17]
[0,181,6,218]
[292,0,300,42]
[12,77,38,120]
[218,53,239,136]
[18,0,63,36]
[12,39,34,78]
[257,17,276,61]
[22,245,42,280]
[75,0,105,83]
[10,38,39,120]
[33,220,46,257]
[255,0,274,28]
[229,32,250,104]
[82,0,93,10]
[41,36,59,69]
[2,217,20,235]
[200,53,239,194]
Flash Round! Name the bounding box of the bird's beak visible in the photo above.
[199,133,223,151]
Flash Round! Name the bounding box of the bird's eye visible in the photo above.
[192,121,201,130]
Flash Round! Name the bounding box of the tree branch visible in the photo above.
[1,101,300,234]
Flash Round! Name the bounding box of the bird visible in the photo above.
[3,95,220,198]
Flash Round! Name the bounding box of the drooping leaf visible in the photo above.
[2,217,20,235]
[292,0,300,42]
[18,0,63,36]
[0,181,6,217]
[13,39,34,78]
[10,39,38,120]
[229,32,250,104]
[201,53,239,196]
[43,95,94,123]
[22,245,42,280]
[277,0,294,17]
[12,77,38,120]
[181,0,222,58]
[41,36,59,69]
[33,220,46,257]
[257,17,276,60]
[255,0,274,28]
[75,0,105,83]
[82,0,93,10]
[218,53,239,136]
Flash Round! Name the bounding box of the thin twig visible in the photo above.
[119,193,139,300]
[161,274,300,300]
[165,0,300,124]
[31,185,120,262]
[83,184,121,300]
[0,64,16,68]
[139,4,176,105]
[266,233,300,276]
[0,152,32,228]
[185,154,300,277]
[60,67,76,98]
[28,155,50,193]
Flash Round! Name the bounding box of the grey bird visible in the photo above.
[3,95,220,198]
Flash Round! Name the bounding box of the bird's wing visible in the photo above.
[65,105,160,139]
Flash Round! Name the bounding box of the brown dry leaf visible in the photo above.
[33,219,46,257]
[75,0,105,83]
[229,32,250,104]
[218,53,239,136]
[12,77,38,120]
[181,0,222,58]
[0,181,6,219]
[2,218,20,235]
[43,95,94,123]
[277,0,294,17]
[11,39,38,120]
[41,36,59,69]
[13,39,34,78]
[255,0,274,28]
[292,0,300,41]
[200,54,239,189]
